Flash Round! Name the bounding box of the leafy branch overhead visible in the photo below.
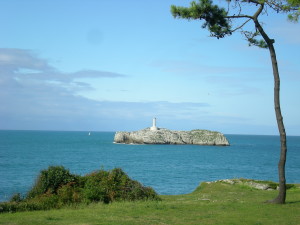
[171,0,300,48]
[171,0,232,39]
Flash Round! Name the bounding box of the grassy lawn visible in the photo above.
[1,181,299,225]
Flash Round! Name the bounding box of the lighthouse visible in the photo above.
[150,117,158,131]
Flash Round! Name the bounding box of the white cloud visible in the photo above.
[0,48,214,131]
[71,70,126,78]
[1,48,296,135]
[0,48,52,71]
[0,48,126,93]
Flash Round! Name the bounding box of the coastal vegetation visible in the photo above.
[0,166,159,213]
[0,179,299,224]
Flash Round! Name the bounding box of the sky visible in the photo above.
[0,0,299,135]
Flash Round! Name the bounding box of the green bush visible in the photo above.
[83,170,108,203]
[0,166,160,213]
[32,194,61,210]
[82,168,159,204]
[57,182,83,204]
[121,180,159,201]
[27,166,78,199]
[9,193,23,203]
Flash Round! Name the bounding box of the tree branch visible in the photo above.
[231,18,252,33]
[226,15,253,19]
[243,0,261,4]
[253,2,265,20]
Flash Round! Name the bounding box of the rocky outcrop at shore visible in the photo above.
[206,179,296,191]
[114,128,230,146]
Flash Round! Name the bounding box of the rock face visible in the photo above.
[114,128,229,146]
[209,179,281,190]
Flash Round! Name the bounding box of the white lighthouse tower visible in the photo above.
[150,117,158,131]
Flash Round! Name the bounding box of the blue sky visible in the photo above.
[0,0,299,135]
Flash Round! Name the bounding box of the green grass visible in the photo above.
[1,181,299,225]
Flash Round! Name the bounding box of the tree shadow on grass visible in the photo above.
[285,200,300,204]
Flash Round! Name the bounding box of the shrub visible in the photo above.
[121,180,159,201]
[83,168,160,203]
[57,182,83,204]
[83,169,109,203]
[9,193,23,203]
[1,166,160,213]
[32,193,61,210]
[27,166,78,199]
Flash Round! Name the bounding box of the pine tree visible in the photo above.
[171,0,299,204]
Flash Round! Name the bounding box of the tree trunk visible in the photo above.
[267,42,287,204]
[254,20,287,204]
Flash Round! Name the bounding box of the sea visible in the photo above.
[0,130,299,202]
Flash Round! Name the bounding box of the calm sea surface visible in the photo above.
[0,130,299,202]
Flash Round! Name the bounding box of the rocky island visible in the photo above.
[114,118,229,146]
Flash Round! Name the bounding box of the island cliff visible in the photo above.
[114,128,230,146]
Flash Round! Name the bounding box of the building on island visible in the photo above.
[150,118,158,131]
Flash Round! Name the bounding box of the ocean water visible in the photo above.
[0,130,299,202]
